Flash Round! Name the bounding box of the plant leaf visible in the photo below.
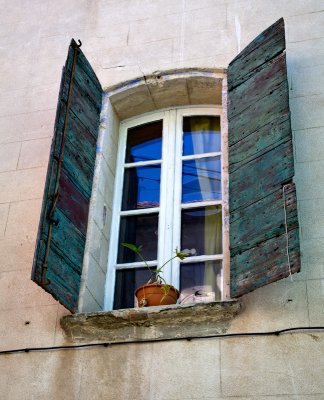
[121,242,141,253]
[175,248,190,260]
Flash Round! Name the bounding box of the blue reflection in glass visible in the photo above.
[126,120,162,163]
[183,116,221,156]
[182,157,221,203]
[122,165,161,210]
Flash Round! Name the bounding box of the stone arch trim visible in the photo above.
[104,68,226,120]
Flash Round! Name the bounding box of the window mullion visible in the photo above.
[171,109,185,288]
[158,110,176,285]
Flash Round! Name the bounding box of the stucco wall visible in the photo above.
[0,0,324,399]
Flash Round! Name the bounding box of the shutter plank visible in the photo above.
[228,52,287,121]
[228,19,301,297]
[231,229,300,297]
[229,113,290,169]
[37,209,85,281]
[66,49,102,94]
[228,79,289,147]
[56,171,89,236]
[69,80,101,136]
[230,139,294,211]
[230,183,298,256]
[228,17,285,91]
[46,208,85,271]
[58,113,97,198]
[34,242,81,308]
[32,39,102,312]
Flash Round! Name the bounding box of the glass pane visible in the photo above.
[179,261,222,303]
[181,206,222,256]
[183,116,221,156]
[114,267,153,309]
[182,156,221,203]
[118,214,159,263]
[125,120,162,163]
[122,165,161,210]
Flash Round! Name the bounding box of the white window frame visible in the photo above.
[104,105,229,310]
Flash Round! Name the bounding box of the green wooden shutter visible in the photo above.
[228,18,300,297]
[31,40,103,312]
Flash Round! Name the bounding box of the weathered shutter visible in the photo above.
[228,18,300,297]
[31,40,102,312]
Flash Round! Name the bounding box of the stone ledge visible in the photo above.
[60,301,241,343]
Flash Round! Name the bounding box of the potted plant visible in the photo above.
[121,243,189,307]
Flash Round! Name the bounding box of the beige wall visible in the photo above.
[1,0,324,398]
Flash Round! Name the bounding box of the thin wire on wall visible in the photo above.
[1,326,323,356]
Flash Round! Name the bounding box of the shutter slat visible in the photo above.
[32,39,102,312]
[230,229,300,297]
[230,139,294,211]
[228,79,289,147]
[42,245,81,305]
[56,171,89,236]
[67,49,102,94]
[228,18,301,297]
[228,17,285,91]
[58,113,97,198]
[230,183,298,256]
[46,208,85,269]
[69,80,101,136]
[229,113,290,169]
[68,62,102,108]
[228,52,287,121]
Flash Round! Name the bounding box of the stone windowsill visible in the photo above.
[60,300,241,343]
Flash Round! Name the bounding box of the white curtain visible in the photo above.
[189,117,222,299]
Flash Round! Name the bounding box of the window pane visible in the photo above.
[182,156,221,203]
[114,267,152,309]
[122,165,161,210]
[118,214,159,263]
[179,261,222,303]
[125,120,162,163]
[183,116,221,156]
[181,206,222,256]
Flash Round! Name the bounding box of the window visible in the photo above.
[31,18,301,314]
[105,107,228,310]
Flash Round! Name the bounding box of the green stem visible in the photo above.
[136,251,155,279]
[160,254,178,270]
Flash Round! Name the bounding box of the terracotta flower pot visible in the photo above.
[135,283,180,307]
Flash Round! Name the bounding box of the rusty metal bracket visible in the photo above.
[41,40,81,287]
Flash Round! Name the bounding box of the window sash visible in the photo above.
[104,106,228,310]
[171,108,225,293]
